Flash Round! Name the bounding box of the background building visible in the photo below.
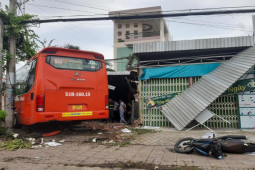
[109,6,171,71]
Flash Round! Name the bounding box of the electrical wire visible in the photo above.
[61,23,113,48]
[162,5,255,13]
[165,19,253,32]
[107,6,255,16]
[51,0,110,12]
[26,3,106,15]
[176,18,253,29]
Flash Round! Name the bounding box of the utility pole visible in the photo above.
[0,18,3,110]
[5,0,17,128]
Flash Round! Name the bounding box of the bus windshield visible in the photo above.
[46,55,102,71]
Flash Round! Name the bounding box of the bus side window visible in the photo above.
[16,59,37,95]
[24,60,37,93]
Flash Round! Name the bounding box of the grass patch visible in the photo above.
[118,140,131,147]
[107,140,131,147]
[0,139,32,151]
[130,128,156,135]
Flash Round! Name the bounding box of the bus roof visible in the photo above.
[38,47,105,59]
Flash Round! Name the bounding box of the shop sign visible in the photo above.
[225,78,255,94]
[146,92,181,108]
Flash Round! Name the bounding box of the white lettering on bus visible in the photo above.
[65,92,91,97]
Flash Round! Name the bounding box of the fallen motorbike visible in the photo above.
[174,135,255,159]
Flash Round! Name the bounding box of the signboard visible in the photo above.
[225,78,255,94]
[238,94,255,129]
[238,95,255,107]
[146,92,181,108]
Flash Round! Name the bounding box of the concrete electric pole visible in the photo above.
[0,19,3,110]
[5,0,17,128]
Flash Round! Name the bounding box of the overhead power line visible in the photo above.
[51,0,110,12]
[176,18,253,29]
[26,4,104,14]
[166,19,253,32]
[22,8,255,24]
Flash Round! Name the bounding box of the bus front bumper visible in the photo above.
[25,110,109,125]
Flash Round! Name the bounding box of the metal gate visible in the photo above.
[139,77,238,128]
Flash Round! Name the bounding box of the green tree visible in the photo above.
[37,39,55,48]
[0,4,39,68]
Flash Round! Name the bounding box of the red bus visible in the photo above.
[14,47,109,126]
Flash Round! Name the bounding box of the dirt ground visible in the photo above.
[5,121,136,146]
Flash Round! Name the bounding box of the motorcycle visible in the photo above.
[174,135,255,159]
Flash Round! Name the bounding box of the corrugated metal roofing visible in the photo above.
[161,46,255,130]
[134,36,255,53]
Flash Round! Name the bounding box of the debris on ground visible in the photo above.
[42,130,61,137]
[31,145,42,149]
[142,126,160,130]
[92,138,97,143]
[59,139,65,143]
[44,140,62,147]
[40,138,44,144]
[12,133,19,138]
[6,120,153,148]
[121,128,131,133]
[26,138,36,145]
[132,119,141,127]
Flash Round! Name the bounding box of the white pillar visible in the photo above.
[160,18,165,41]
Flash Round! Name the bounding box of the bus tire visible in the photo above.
[13,114,21,129]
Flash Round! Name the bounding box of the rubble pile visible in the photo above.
[79,121,134,145]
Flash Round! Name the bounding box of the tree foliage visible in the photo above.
[37,39,55,48]
[63,43,80,50]
[0,5,39,67]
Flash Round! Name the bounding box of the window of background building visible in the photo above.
[126,24,130,28]
[134,23,138,27]
[118,31,122,36]
[126,31,130,39]
[118,24,122,29]
[134,30,138,38]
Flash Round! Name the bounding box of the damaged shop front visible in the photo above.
[107,71,139,123]
[134,36,255,129]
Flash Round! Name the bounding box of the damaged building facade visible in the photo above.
[134,36,255,129]
[108,6,255,130]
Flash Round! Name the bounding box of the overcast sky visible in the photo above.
[2,0,255,68]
